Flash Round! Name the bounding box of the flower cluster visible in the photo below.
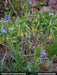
[22,6,24,9]
[29,1,32,5]
[5,16,10,20]
[49,13,56,17]
[40,50,46,57]
[1,28,7,33]
[49,13,54,16]
[29,16,32,19]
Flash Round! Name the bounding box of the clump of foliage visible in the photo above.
[0,0,57,72]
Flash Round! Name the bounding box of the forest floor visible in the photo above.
[0,44,57,72]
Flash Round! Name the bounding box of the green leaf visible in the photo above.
[6,40,14,49]
[27,62,35,72]
[45,36,57,58]
[35,44,43,61]
[50,28,54,37]
[15,42,20,54]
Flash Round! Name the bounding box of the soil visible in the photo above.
[0,44,5,59]
[54,63,57,72]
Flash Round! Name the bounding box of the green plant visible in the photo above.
[0,1,57,72]
[45,35,57,58]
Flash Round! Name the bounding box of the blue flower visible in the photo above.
[29,16,32,19]
[49,13,54,16]
[40,50,46,55]
[40,54,44,57]
[40,53,46,57]
[1,28,7,33]
[5,16,10,20]
[40,50,46,57]
[29,1,32,5]
[22,6,24,9]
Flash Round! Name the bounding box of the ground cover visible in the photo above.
[0,0,57,72]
